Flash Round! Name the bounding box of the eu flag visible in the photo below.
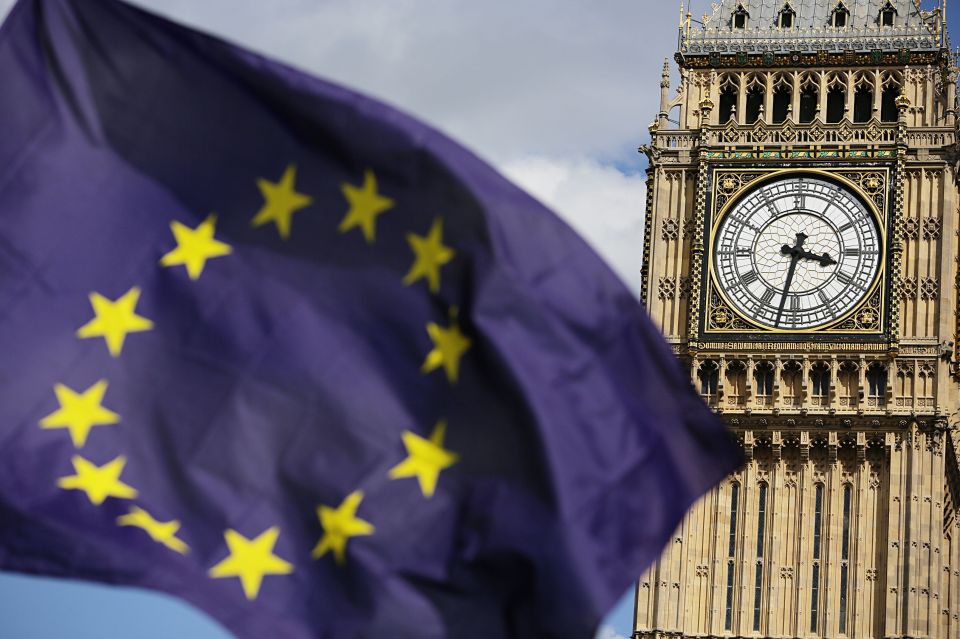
[0,1,741,637]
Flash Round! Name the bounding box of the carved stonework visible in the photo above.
[661,218,680,241]
[921,277,940,301]
[923,217,942,240]
[901,277,918,299]
[658,276,677,300]
[903,217,921,240]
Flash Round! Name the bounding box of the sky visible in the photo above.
[0,0,951,638]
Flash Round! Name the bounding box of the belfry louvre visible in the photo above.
[636,1,960,637]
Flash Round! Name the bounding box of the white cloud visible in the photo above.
[503,155,646,295]
[595,624,630,639]
[121,0,676,165]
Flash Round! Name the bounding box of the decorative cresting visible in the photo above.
[680,0,941,58]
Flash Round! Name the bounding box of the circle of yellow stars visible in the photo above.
[40,163,471,602]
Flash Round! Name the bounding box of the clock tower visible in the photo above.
[636,1,960,637]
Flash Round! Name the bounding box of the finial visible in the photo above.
[662,59,671,77]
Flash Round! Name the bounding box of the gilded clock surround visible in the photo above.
[702,167,890,336]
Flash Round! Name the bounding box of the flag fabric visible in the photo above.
[0,1,741,637]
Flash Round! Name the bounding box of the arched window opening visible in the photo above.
[753,482,767,632]
[726,360,747,407]
[772,87,791,123]
[810,483,824,632]
[867,362,887,399]
[839,485,852,633]
[719,87,737,124]
[733,4,749,29]
[896,363,914,408]
[881,86,900,122]
[799,87,818,123]
[826,86,846,123]
[854,86,874,122]
[754,362,774,407]
[782,361,802,406]
[699,360,720,404]
[725,482,740,632]
[880,1,897,27]
[746,87,764,124]
[811,362,830,399]
[838,361,858,408]
[832,2,850,28]
[778,3,796,28]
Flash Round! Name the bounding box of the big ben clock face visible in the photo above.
[713,175,882,331]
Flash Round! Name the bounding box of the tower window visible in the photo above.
[719,87,737,123]
[881,86,900,122]
[880,2,897,27]
[854,87,873,122]
[867,363,887,397]
[799,87,818,123]
[753,482,767,632]
[832,2,850,28]
[754,362,774,396]
[778,4,795,29]
[725,482,740,632]
[811,362,830,397]
[772,87,791,123]
[699,360,719,399]
[826,86,846,123]
[810,484,824,632]
[746,87,764,124]
[839,485,852,633]
[733,4,749,29]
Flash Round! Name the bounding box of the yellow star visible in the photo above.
[57,455,138,506]
[208,527,293,600]
[311,491,375,565]
[160,214,233,280]
[118,506,189,554]
[76,287,154,357]
[403,218,455,293]
[38,380,120,448]
[339,169,394,243]
[421,309,472,384]
[388,421,459,498]
[250,164,313,239]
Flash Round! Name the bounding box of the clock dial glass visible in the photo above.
[713,175,881,330]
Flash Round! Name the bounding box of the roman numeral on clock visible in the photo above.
[742,270,758,285]
[843,248,860,257]
[761,288,776,304]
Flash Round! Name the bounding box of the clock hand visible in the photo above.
[774,232,806,328]
[793,248,837,267]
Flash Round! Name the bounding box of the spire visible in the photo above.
[659,59,672,129]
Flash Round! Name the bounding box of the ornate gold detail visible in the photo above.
[703,167,889,337]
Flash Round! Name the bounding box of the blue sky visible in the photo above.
[0,1,952,638]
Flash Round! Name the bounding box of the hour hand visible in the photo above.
[794,249,837,267]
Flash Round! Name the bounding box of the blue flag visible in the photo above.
[0,1,741,637]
